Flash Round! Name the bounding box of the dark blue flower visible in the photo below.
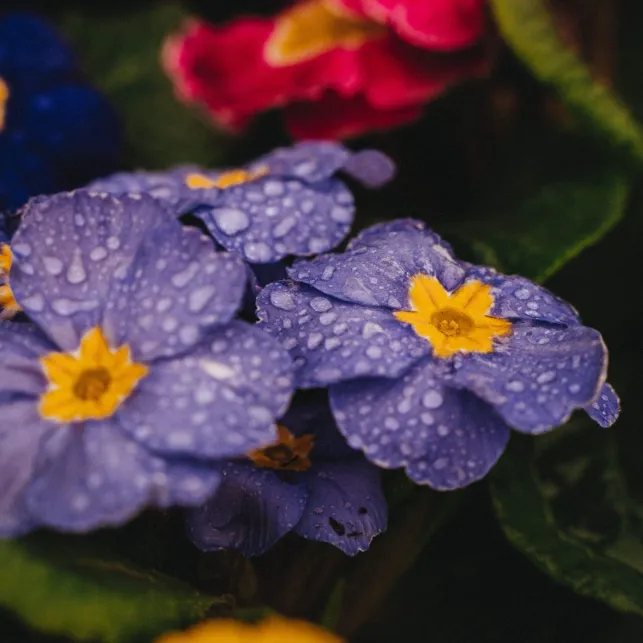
[0,191,293,536]
[87,141,395,263]
[0,13,120,210]
[257,219,620,490]
[188,397,387,556]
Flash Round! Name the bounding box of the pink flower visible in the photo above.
[164,0,489,139]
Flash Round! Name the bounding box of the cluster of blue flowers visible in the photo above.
[0,13,120,210]
[0,140,619,558]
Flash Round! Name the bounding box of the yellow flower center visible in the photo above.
[0,78,9,131]
[0,244,20,319]
[39,326,148,423]
[185,167,268,190]
[264,0,385,66]
[248,425,315,472]
[394,275,512,358]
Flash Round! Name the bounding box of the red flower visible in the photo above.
[164,0,489,140]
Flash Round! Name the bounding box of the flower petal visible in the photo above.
[252,141,395,187]
[187,461,309,557]
[584,382,620,428]
[330,357,510,489]
[0,322,53,395]
[288,219,464,308]
[197,176,355,263]
[102,225,246,361]
[450,325,608,434]
[258,281,428,387]
[295,459,387,555]
[334,0,486,51]
[465,266,581,326]
[163,17,367,132]
[118,321,293,459]
[86,166,214,215]
[11,192,174,350]
[0,400,52,536]
[24,420,170,531]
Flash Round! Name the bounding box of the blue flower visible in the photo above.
[0,13,120,210]
[257,219,620,490]
[0,191,293,535]
[87,141,395,263]
[188,396,387,556]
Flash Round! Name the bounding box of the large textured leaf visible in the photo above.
[490,0,643,167]
[446,131,630,282]
[0,533,215,642]
[58,4,226,169]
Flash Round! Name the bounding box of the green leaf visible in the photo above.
[0,533,217,642]
[57,4,227,169]
[445,131,630,282]
[489,0,643,167]
[490,325,643,619]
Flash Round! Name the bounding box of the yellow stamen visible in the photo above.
[39,326,148,423]
[248,425,315,471]
[185,166,268,190]
[394,276,512,358]
[265,0,385,66]
[0,78,9,131]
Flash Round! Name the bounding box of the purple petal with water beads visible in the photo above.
[117,321,293,460]
[449,325,608,434]
[288,219,465,309]
[584,382,620,428]
[330,358,510,489]
[257,281,428,387]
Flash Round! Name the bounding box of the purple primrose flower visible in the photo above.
[257,219,620,491]
[87,141,395,263]
[0,190,293,536]
[188,396,387,556]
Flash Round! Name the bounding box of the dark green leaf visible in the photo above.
[490,0,643,167]
[0,533,216,642]
[58,4,227,169]
[446,131,630,282]
[490,328,643,619]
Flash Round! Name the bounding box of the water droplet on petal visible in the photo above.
[213,208,250,235]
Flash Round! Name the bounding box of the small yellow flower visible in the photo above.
[156,616,343,643]
[0,244,20,318]
[39,326,148,423]
[394,275,512,358]
[248,425,315,471]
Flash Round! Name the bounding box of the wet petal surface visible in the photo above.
[450,324,607,433]
[117,321,293,459]
[258,281,428,387]
[102,224,246,362]
[11,192,175,350]
[465,266,580,326]
[331,358,510,489]
[584,382,620,428]
[197,176,355,263]
[24,420,170,531]
[289,219,465,309]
